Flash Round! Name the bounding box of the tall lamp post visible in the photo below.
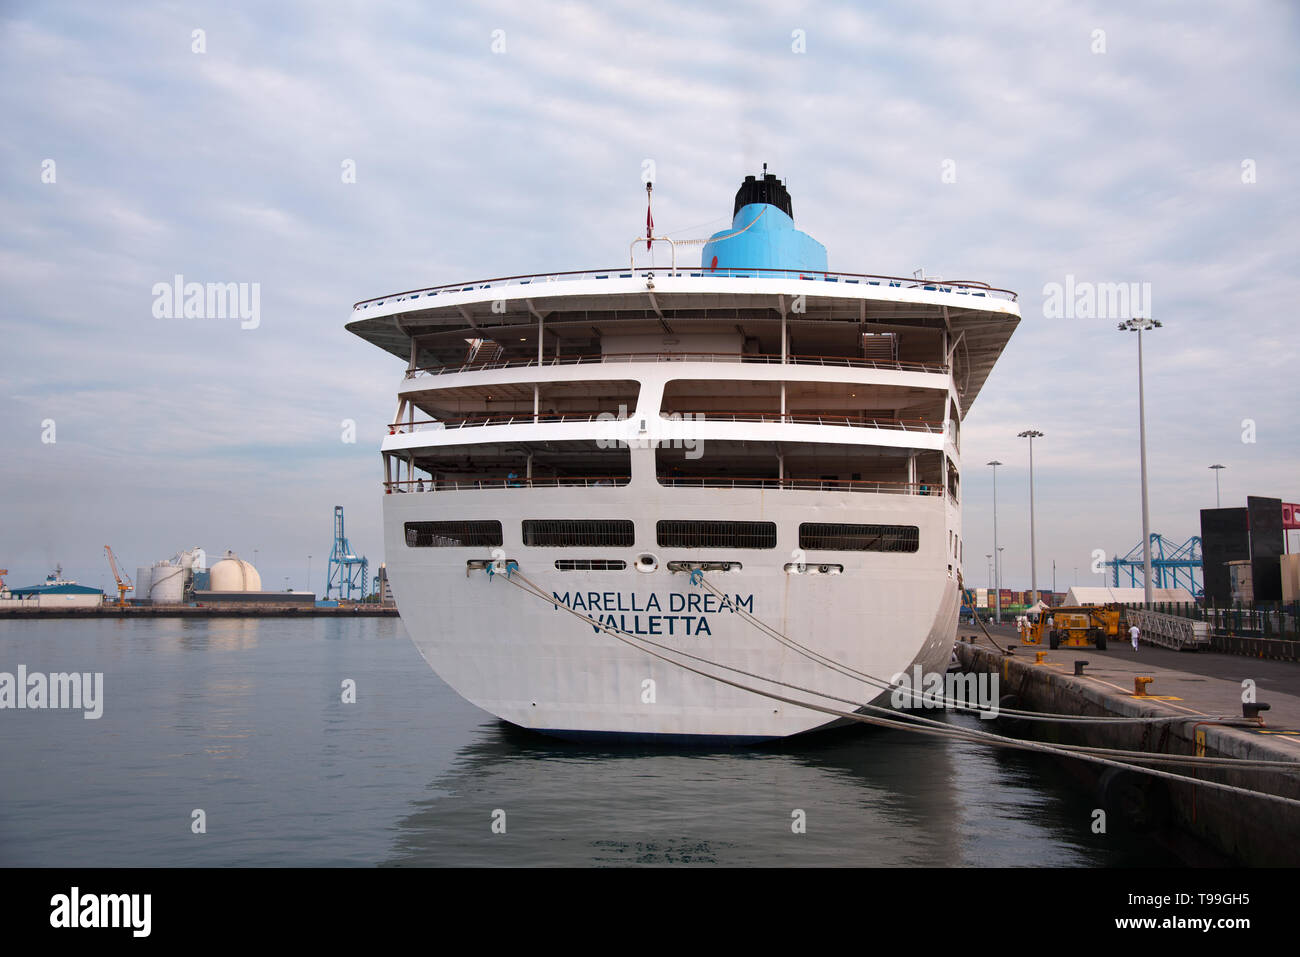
[988,460,1003,622]
[1209,464,1225,508]
[1018,430,1044,605]
[1118,318,1162,606]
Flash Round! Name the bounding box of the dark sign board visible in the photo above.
[1247,496,1284,601]
[1200,507,1249,604]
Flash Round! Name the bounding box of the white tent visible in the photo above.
[1064,586,1195,606]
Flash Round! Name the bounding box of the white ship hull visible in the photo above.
[384,486,961,742]
[349,172,1019,744]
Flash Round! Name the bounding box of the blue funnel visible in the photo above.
[701,172,827,275]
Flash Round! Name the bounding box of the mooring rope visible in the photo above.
[690,573,1211,727]
[496,567,1300,790]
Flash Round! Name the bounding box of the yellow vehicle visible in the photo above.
[1026,604,1123,650]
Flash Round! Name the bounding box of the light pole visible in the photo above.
[1118,318,1162,606]
[307,555,312,594]
[988,460,1003,623]
[1019,430,1044,605]
[1209,464,1225,508]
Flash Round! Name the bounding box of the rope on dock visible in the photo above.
[692,573,1207,727]
[497,567,1300,806]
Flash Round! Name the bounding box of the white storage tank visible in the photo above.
[210,550,261,592]
[135,566,153,600]
[149,562,185,604]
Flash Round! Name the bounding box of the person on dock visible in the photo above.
[1129,623,1140,651]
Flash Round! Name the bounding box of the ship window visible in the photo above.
[523,520,635,547]
[405,520,503,547]
[555,559,628,571]
[799,523,919,552]
[657,520,777,549]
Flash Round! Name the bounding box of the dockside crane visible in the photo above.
[104,545,133,606]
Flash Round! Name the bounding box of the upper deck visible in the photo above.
[346,266,1020,415]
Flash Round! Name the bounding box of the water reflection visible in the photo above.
[383,717,1053,867]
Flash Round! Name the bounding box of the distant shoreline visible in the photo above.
[0,605,399,619]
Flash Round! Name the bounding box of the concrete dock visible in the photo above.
[0,604,398,619]
[955,623,1300,866]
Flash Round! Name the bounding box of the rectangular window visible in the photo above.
[405,520,503,547]
[657,520,777,549]
[522,520,634,547]
[799,523,919,552]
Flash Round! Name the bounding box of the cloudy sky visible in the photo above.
[2,0,1296,596]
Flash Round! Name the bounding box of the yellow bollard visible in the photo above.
[1035,651,1048,664]
[1134,676,1153,696]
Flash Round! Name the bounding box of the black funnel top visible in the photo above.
[733,171,793,219]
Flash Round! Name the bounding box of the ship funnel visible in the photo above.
[733,171,793,220]
[702,167,827,273]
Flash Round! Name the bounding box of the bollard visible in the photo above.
[1035,651,1047,664]
[1134,676,1153,696]
[1074,660,1089,676]
[1243,701,1271,722]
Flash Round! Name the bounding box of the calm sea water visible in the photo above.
[0,617,1183,867]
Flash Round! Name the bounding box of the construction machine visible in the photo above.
[104,545,133,607]
[1026,604,1124,650]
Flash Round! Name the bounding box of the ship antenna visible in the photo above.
[645,180,654,252]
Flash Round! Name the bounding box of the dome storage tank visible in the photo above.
[210,550,261,592]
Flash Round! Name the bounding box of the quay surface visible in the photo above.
[955,623,1300,865]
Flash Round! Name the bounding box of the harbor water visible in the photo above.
[0,617,1188,866]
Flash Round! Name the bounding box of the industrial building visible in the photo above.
[5,581,104,608]
[1,566,104,608]
[1201,495,1299,603]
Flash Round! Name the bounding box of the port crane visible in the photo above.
[103,545,133,606]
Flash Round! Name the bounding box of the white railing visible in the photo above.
[403,351,949,380]
[354,266,1018,311]
[387,411,945,435]
[386,476,629,492]
[383,476,942,495]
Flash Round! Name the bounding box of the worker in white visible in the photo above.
[1130,623,1140,651]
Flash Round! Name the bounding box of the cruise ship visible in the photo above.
[346,171,1019,742]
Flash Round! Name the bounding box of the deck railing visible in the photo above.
[387,411,944,434]
[385,476,629,493]
[403,351,949,380]
[354,266,1018,311]
[656,476,943,495]
[388,411,610,433]
[384,476,943,495]
[657,411,943,433]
